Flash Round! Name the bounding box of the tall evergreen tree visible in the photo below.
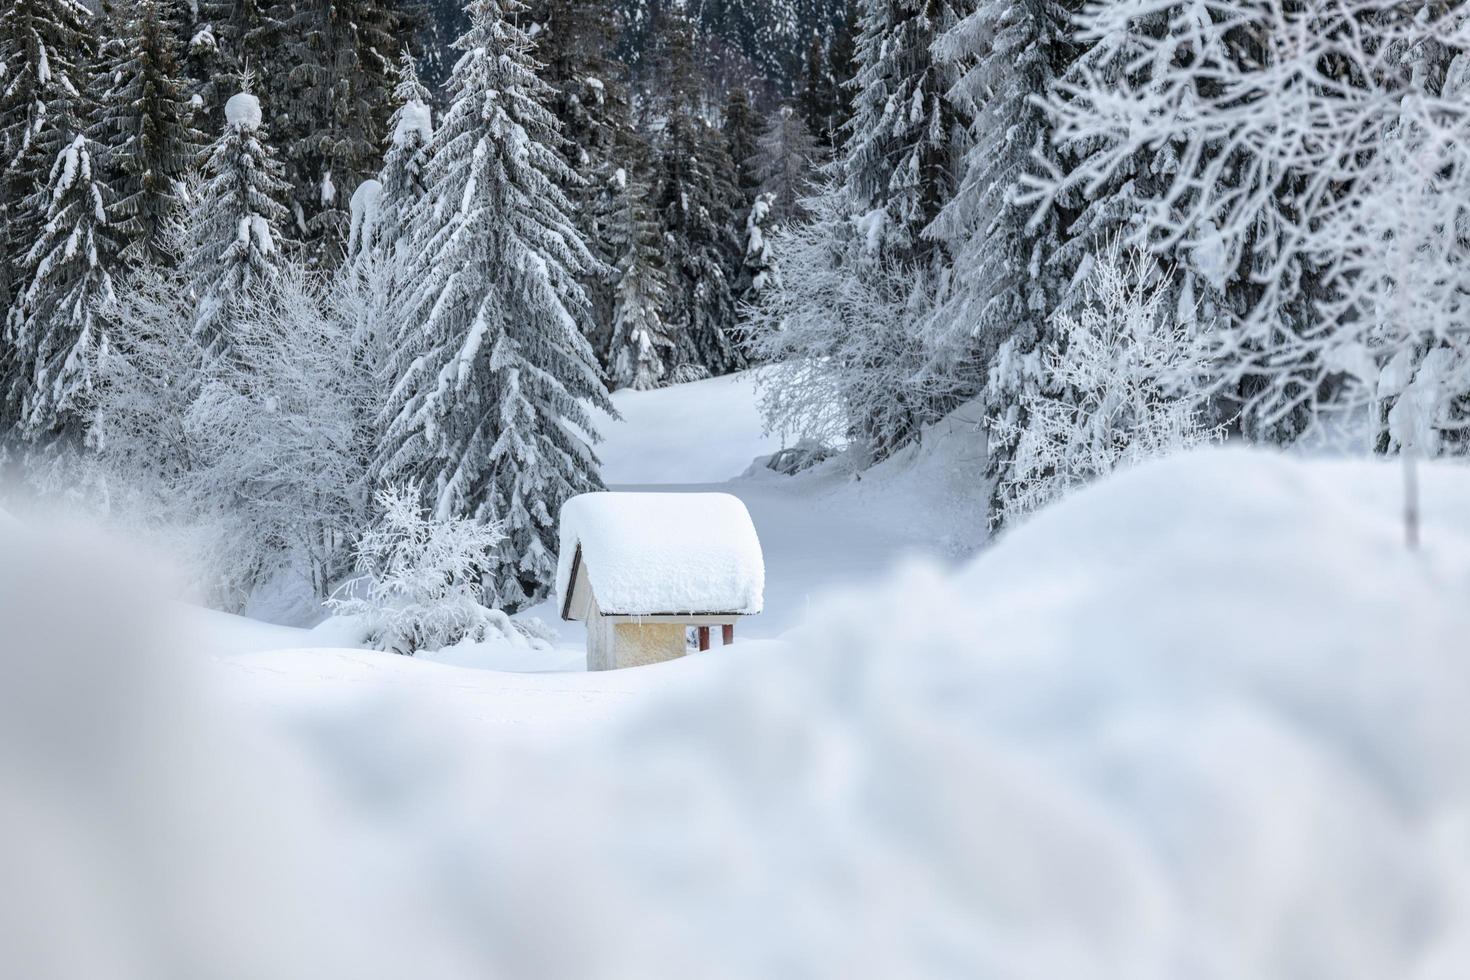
[723,86,763,213]
[652,8,746,376]
[6,129,119,444]
[841,0,966,267]
[927,0,1076,522]
[825,2,858,149]
[373,50,434,254]
[606,163,675,391]
[203,0,285,116]
[798,9,861,151]
[187,89,291,362]
[791,0,968,460]
[533,0,632,362]
[269,0,402,261]
[96,0,207,267]
[0,0,95,418]
[379,0,612,610]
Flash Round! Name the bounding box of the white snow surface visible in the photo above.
[6,449,1470,977]
[556,491,764,616]
[224,91,261,130]
[348,178,382,253]
[595,369,783,484]
[394,100,433,146]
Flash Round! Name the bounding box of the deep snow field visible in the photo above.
[5,373,1470,979]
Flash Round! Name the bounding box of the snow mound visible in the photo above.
[394,100,433,147]
[224,92,261,130]
[348,178,382,254]
[520,448,1470,977]
[557,492,764,616]
[10,451,1470,978]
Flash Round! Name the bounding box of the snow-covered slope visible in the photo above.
[6,450,1469,977]
[595,369,784,485]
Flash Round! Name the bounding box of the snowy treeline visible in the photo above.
[748,0,1470,534]
[13,0,1470,611]
[0,0,847,613]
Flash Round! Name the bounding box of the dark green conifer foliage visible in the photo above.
[96,0,207,267]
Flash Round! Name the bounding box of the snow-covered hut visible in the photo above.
[557,493,765,671]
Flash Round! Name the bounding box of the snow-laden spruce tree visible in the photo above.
[925,0,1075,519]
[1025,0,1470,546]
[990,244,1222,527]
[651,8,746,377]
[0,0,95,413]
[799,6,857,150]
[340,51,435,366]
[372,51,433,258]
[379,0,613,610]
[94,0,205,267]
[328,483,543,655]
[606,165,675,391]
[743,191,776,298]
[724,86,763,222]
[251,0,402,261]
[187,88,291,363]
[6,130,119,445]
[841,0,966,268]
[535,0,633,357]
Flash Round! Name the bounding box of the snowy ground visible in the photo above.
[6,376,1470,977]
[207,370,989,672]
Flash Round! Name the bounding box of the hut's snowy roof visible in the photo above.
[557,492,764,618]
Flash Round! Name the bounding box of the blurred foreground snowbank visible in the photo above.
[3,449,1470,979]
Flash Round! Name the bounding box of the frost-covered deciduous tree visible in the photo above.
[89,200,212,572]
[379,0,612,610]
[606,166,675,391]
[990,245,1222,527]
[187,262,376,604]
[1042,0,1324,443]
[90,213,203,512]
[746,183,951,458]
[187,89,291,362]
[7,131,118,445]
[756,105,821,226]
[328,483,540,655]
[1026,0,1470,545]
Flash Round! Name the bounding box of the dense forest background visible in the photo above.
[4,0,1468,618]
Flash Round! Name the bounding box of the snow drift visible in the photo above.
[4,449,1470,978]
